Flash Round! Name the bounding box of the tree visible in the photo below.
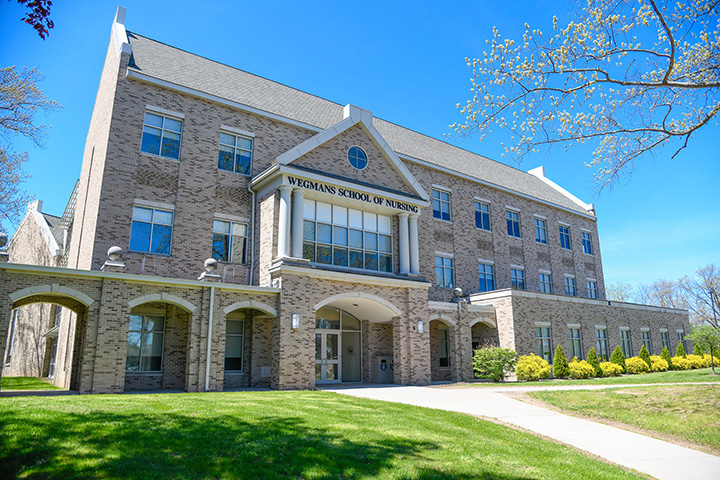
[689,324,720,373]
[552,344,570,378]
[679,264,720,328]
[452,0,720,189]
[15,0,54,39]
[472,345,519,382]
[660,346,674,370]
[587,347,602,377]
[0,66,59,233]
[676,340,687,358]
[606,282,637,303]
[609,345,626,373]
[638,344,652,367]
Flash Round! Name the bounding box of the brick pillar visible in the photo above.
[456,303,474,382]
[272,274,313,390]
[0,269,12,385]
[393,287,431,385]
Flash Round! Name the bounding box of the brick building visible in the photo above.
[1,8,690,393]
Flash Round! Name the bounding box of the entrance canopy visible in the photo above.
[315,292,401,324]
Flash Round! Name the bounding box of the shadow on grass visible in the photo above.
[0,407,537,480]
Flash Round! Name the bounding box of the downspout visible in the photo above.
[247,187,256,285]
[204,285,215,392]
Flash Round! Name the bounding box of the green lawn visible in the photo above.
[1,376,62,391]
[468,367,720,387]
[530,385,720,454]
[0,391,645,480]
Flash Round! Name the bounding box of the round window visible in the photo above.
[347,146,368,170]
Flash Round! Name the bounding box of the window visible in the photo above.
[661,331,669,350]
[534,218,547,244]
[218,132,253,175]
[439,326,450,367]
[47,338,58,379]
[129,206,174,255]
[620,330,632,357]
[478,263,495,292]
[212,219,248,264]
[568,328,582,359]
[642,331,653,354]
[506,210,521,238]
[347,146,368,170]
[7,311,18,363]
[539,272,553,293]
[678,332,687,352]
[581,231,593,255]
[536,327,553,363]
[126,315,165,372]
[587,280,598,299]
[596,328,609,360]
[141,112,182,159]
[564,277,577,296]
[54,306,62,327]
[432,189,451,221]
[435,256,454,288]
[511,268,525,290]
[225,317,244,371]
[475,201,491,230]
[303,200,392,273]
[559,225,572,250]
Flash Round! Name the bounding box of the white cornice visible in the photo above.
[269,264,430,289]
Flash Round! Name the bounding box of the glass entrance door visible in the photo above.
[315,331,341,383]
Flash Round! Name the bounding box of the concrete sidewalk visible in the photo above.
[324,384,720,480]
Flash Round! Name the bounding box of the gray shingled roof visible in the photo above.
[41,213,63,247]
[127,32,591,215]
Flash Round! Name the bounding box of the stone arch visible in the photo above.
[428,313,457,327]
[314,292,402,317]
[223,300,277,317]
[9,283,94,309]
[470,316,497,328]
[128,293,196,313]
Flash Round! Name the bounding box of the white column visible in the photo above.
[409,213,420,275]
[398,212,410,275]
[277,185,292,258]
[291,188,305,258]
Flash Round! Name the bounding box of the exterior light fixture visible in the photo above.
[291,313,300,330]
[417,319,424,334]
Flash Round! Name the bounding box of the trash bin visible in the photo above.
[372,355,394,384]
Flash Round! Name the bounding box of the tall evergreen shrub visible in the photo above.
[693,344,704,356]
[552,345,569,378]
[587,347,602,377]
[639,345,652,368]
[660,346,673,370]
[609,345,626,373]
[676,342,686,358]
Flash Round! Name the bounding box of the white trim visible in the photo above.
[112,7,131,58]
[564,273,576,278]
[145,105,185,119]
[535,321,551,327]
[539,269,552,274]
[477,258,494,264]
[566,323,581,328]
[580,228,592,233]
[314,292,402,316]
[214,213,250,223]
[505,205,520,211]
[432,184,452,192]
[473,196,491,204]
[510,264,524,269]
[128,293,197,313]
[134,199,175,211]
[640,327,650,332]
[619,326,630,331]
[559,221,571,227]
[270,264,430,289]
[31,210,60,256]
[534,214,547,220]
[139,151,180,163]
[223,300,277,317]
[468,304,495,313]
[435,251,454,258]
[428,313,457,326]
[586,277,597,282]
[528,166,594,212]
[595,325,607,330]
[429,301,457,311]
[9,283,94,307]
[659,328,668,333]
[470,316,497,328]
[676,329,685,333]
[220,125,255,138]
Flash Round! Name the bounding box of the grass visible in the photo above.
[1,376,62,391]
[467,367,720,387]
[530,384,720,454]
[0,391,646,480]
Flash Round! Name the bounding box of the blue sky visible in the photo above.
[1,0,717,287]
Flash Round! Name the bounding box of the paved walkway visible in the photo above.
[324,384,720,480]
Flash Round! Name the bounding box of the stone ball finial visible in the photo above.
[0,233,7,248]
[107,246,123,261]
[204,258,218,273]
[453,287,464,298]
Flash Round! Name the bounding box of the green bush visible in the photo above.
[638,344,652,368]
[685,354,706,369]
[516,354,551,381]
[693,344,705,356]
[672,356,691,370]
[649,355,669,372]
[625,356,650,374]
[676,342,687,358]
[660,346,673,370]
[552,345,569,378]
[599,361,623,377]
[587,347,603,377]
[568,360,595,379]
[609,345,626,373]
[473,346,519,382]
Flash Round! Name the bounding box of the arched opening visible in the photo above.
[222,307,276,389]
[314,293,401,385]
[470,317,499,351]
[429,318,456,382]
[125,301,193,391]
[4,291,90,391]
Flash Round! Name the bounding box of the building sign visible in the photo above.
[287,176,419,213]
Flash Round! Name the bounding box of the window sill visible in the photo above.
[583,252,595,257]
[128,250,172,258]
[140,151,181,163]
[224,371,245,375]
[475,227,492,233]
[218,168,252,178]
[536,241,548,246]
[433,217,453,224]
[507,235,522,240]
[125,371,162,375]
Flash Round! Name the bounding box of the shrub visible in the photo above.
[569,360,595,379]
[685,354,706,369]
[625,356,650,374]
[693,344,704,356]
[516,354,551,381]
[609,346,626,373]
[671,356,691,370]
[587,347,603,377]
[649,355,669,372]
[473,346,519,382]
[552,345,570,378]
[704,354,720,367]
[638,344,652,368]
[660,346,673,370]
[599,361,624,377]
[676,342,687,358]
